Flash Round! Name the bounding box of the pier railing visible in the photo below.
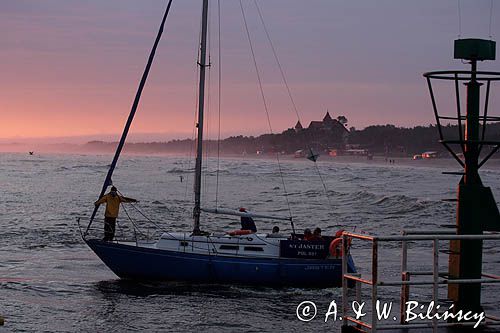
[341,231,500,332]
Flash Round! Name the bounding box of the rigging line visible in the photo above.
[239,0,273,133]
[254,0,334,218]
[184,49,200,202]
[125,199,178,236]
[215,0,222,209]
[122,207,190,245]
[315,149,335,214]
[116,205,128,241]
[253,0,301,124]
[120,203,149,239]
[313,161,338,226]
[185,104,198,200]
[203,5,213,201]
[85,0,174,235]
[457,0,462,38]
[204,51,212,199]
[239,0,293,222]
[186,72,200,200]
[115,189,165,232]
[489,0,494,38]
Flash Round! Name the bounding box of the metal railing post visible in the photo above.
[433,239,439,332]
[356,277,362,306]
[372,238,378,332]
[399,230,410,325]
[400,232,409,325]
[401,232,408,272]
[342,233,349,330]
[400,272,410,325]
[340,231,500,331]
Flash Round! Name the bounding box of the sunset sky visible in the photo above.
[1,0,498,142]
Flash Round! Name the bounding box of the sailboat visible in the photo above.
[82,0,356,287]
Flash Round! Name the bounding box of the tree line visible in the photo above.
[82,122,500,157]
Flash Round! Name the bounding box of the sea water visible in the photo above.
[0,153,499,332]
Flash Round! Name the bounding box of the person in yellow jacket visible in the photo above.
[94,186,138,241]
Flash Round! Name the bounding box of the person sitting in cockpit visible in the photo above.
[267,226,285,238]
[239,207,257,232]
[310,227,324,241]
[303,228,313,240]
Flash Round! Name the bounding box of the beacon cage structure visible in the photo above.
[424,38,500,316]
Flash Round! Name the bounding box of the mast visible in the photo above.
[193,0,209,234]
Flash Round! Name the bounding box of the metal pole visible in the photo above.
[85,0,174,235]
[401,233,408,272]
[449,58,484,315]
[464,59,481,185]
[372,239,378,332]
[193,0,209,234]
[400,233,409,325]
[432,239,439,332]
[342,233,349,330]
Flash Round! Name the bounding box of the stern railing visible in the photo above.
[341,231,500,332]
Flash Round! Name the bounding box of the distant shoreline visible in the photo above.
[4,149,500,171]
[5,123,500,160]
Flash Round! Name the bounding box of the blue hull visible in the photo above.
[86,239,356,287]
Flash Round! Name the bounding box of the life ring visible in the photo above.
[329,238,343,257]
[329,237,352,257]
[228,229,253,236]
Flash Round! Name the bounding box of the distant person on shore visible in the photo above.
[95,186,138,241]
[239,207,257,232]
